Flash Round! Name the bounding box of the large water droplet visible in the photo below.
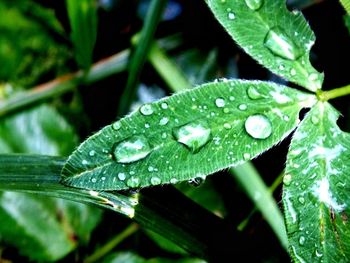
[247,86,263,100]
[245,114,272,139]
[113,135,152,163]
[215,98,226,108]
[172,120,211,153]
[150,176,161,185]
[126,177,140,188]
[140,104,154,116]
[245,0,263,10]
[264,27,302,60]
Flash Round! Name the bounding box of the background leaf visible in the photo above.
[283,102,350,262]
[207,0,323,91]
[66,0,97,70]
[62,80,316,190]
[0,105,102,261]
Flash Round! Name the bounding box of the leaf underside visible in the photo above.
[207,0,323,91]
[62,80,316,190]
[283,102,350,262]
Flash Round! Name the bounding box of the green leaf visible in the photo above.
[283,102,350,262]
[344,15,350,35]
[0,104,101,261]
[207,0,323,91]
[66,0,97,70]
[62,80,316,190]
[340,0,350,16]
[0,104,77,155]
[102,251,206,263]
[0,192,75,261]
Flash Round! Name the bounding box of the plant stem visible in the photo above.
[149,43,191,92]
[0,51,129,118]
[117,0,167,115]
[317,84,350,101]
[0,154,242,260]
[84,223,139,263]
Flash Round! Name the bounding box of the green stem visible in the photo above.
[84,223,139,263]
[149,43,191,92]
[237,171,284,231]
[117,0,167,115]
[317,84,350,101]
[0,51,129,118]
[0,154,241,260]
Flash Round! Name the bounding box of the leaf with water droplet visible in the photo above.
[207,0,323,91]
[284,102,350,262]
[61,80,316,190]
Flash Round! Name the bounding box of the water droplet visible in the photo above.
[298,197,305,204]
[245,0,263,10]
[229,96,235,101]
[224,123,232,129]
[91,178,97,183]
[118,172,126,181]
[283,115,290,121]
[140,104,154,116]
[89,150,96,157]
[215,98,226,108]
[113,135,152,163]
[299,236,305,245]
[159,117,169,126]
[228,12,235,20]
[161,132,167,139]
[145,123,150,128]
[238,104,247,111]
[245,114,272,139]
[170,178,178,184]
[188,176,205,187]
[161,102,168,109]
[82,160,88,165]
[150,176,161,185]
[148,166,154,172]
[264,27,302,60]
[172,120,211,153]
[290,68,296,76]
[126,177,140,188]
[243,153,251,160]
[247,86,263,99]
[112,122,121,130]
[315,249,323,258]
[311,116,319,125]
[283,174,292,186]
[223,108,230,114]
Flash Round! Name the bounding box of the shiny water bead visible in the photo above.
[264,27,302,60]
[113,135,152,163]
[172,120,211,153]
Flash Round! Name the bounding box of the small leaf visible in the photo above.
[207,0,323,91]
[66,0,97,70]
[0,104,101,261]
[283,102,350,262]
[62,80,316,190]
